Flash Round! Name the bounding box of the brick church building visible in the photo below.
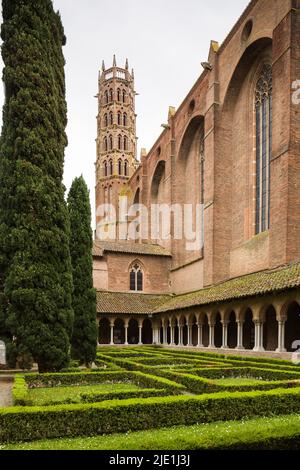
[93,0,300,357]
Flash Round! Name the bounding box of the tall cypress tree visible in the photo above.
[0,0,73,372]
[68,176,97,366]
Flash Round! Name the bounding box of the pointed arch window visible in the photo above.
[118,134,122,150]
[104,114,108,127]
[109,112,113,125]
[109,135,113,151]
[118,159,122,175]
[104,161,108,177]
[123,113,127,127]
[109,160,113,176]
[124,160,129,177]
[130,263,143,292]
[123,90,126,103]
[117,88,121,102]
[104,90,109,104]
[255,64,272,234]
[109,89,113,102]
[123,136,128,151]
[104,137,108,152]
[117,112,121,126]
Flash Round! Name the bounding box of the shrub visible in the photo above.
[2,387,300,443]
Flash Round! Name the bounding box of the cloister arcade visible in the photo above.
[98,295,300,354]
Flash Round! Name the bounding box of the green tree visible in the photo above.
[0,0,73,372]
[68,176,97,366]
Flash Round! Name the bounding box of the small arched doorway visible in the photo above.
[263,306,278,351]
[142,319,153,344]
[243,309,255,350]
[228,311,237,349]
[128,319,139,344]
[114,318,125,344]
[285,302,300,352]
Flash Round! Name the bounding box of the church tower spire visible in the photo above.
[95,57,138,239]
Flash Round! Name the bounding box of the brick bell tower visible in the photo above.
[95,55,138,239]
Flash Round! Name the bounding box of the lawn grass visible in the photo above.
[2,414,300,450]
[213,377,269,387]
[28,383,141,406]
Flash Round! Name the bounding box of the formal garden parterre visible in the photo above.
[1,346,300,450]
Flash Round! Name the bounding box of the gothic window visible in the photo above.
[130,263,143,292]
[109,89,113,102]
[124,160,129,177]
[124,136,128,151]
[104,114,108,127]
[123,90,126,103]
[117,112,121,126]
[255,64,272,234]
[104,137,108,152]
[104,90,109,104]
[104,161,108,177]
[109,112,113,125]
[109,160,113,176]
[123,113,127,126]
[109,135,113,150]
[118,159,122,175]
[117,88,121,102]
[118,134,122,150]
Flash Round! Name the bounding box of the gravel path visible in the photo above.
[0,376,13,407]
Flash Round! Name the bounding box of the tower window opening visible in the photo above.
[104,137,108,152]
[123,113,127,126]
[109,89,113,102]
[104,161,108,177]
[124,136,128,151]
[109,135,113,151]
[118,159,122,175]
[124,160,129,176]
[117,112,121,126]
[109,160,113,176]
[109,112,113,125]
[117,88,121,102]
[123,90,126,103]
[118,134,122,150]
[104,114,108,127]
[104,90,109,104]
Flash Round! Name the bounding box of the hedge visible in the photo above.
[2,387,300,443]
[80,388,169,403]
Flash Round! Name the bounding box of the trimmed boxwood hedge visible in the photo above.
[2,387,300,443]
[21,370,184,393]
[80,388,169,403]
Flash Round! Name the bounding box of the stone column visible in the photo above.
[236,321,244,350]
[110,320,114,346]
[197,323,203,348]
[221,321,228,349]
[178,325,183,346]
[208,323,215,349]
[138,320,143,345]
[124,320,129,346]
[276,319,287,353]
[254,321,265,352]
[170,324,175,346]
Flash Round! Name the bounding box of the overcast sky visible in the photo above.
[0,0,249,229]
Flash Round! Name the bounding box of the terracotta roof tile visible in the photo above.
[96,291,171,315]
[155,262,300,313]
[93,240,171,257]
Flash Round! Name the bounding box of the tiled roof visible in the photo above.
[96,291,171,315]
[154,262,300,313]
[93,240,171,257]
[96,263,300,316]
